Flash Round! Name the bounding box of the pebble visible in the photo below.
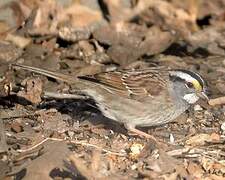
[194,104,203,111]
[221,122,225,132]
[169,133,175,144]
[131,164,137,170]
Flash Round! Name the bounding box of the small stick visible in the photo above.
[17,137,127,156]
[208,96,225,106]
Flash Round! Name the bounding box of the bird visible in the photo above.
[11,63,208,140]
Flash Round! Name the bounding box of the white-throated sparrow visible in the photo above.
[11,64,208,139]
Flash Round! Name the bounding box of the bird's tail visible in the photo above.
[11,63,76,83]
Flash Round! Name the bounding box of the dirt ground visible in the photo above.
[1,0,225,179]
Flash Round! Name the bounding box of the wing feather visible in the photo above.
[79,68,168,100]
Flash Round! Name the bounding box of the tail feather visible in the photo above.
[11,63,76,83]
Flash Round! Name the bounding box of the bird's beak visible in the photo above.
[197,91,209,101]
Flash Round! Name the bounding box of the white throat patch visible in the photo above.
[183,93,199,104]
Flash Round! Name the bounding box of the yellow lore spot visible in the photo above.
[192,79,202,91]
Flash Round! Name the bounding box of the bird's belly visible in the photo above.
[135,105,188,127]
[98,100,189,127]
[86,89,189,127]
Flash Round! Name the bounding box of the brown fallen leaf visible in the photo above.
[201,156,225,175]
[17,77,43,104]
[0,41,23,62]
[11,121,23,133]
[187,161,204,179]
[58,26,90,42]
[64,3,105,29]
[22,141,71,180]
[5,33,31,49]
[186,133,221,146]
[94,24,175,66]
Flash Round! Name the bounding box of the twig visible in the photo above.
[70,140,126,156]
[208,96,225,106]
[0,119,7,153]
[16,138,63,153]
[17,137,127,156]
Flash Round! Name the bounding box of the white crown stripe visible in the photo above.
[169,71,201,84]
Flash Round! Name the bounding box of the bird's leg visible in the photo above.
[124,124,157,141]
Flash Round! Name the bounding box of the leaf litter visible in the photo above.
[0,0,225,179]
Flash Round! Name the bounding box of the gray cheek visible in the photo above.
[171,82,188,98]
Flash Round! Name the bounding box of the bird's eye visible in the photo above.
[186,82,194,89]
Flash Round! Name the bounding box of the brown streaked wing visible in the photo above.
[78,69,168,100]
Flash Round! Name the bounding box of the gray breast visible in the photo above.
[84,82,190,128]
[133,102,189,127]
